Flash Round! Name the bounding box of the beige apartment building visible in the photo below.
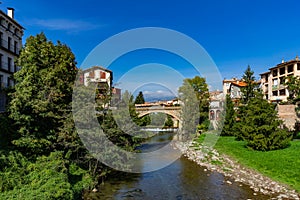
[0,8,24,111]
[260,56,300,102]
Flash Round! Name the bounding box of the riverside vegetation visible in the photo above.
[181,66,300,198]
[1,33,298,199]
[0,33,145,200]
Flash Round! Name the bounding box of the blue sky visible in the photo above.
[3,0,300,98]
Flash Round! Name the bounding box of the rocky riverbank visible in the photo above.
[175,141,300,200]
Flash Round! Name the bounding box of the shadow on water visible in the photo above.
[92,131,272,200]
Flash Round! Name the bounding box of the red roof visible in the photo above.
[231,81,247,87]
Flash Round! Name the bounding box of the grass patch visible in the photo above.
[214,136,300,192]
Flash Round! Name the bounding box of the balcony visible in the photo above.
[278,84,286,90]
[272,85,278,91]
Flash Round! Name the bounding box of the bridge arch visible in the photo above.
[138,110,180,121]
[135,106,181,127]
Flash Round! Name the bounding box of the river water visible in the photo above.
[95,131,270,200]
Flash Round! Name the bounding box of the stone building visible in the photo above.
[0,8,24,111]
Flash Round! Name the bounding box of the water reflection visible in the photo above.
[93,131,271,200]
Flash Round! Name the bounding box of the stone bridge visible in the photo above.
[135,105,181,127]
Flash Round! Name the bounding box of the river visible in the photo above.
[94,131,270,199]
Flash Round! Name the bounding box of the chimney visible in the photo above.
[281,58,285,63]
[296,55,299,61]
[7,8,14,19]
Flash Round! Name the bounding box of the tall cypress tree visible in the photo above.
[221,94,236,136]
[240,65,258,104]
[134,91,145,104]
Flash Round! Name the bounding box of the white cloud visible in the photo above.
[27,18,103,33]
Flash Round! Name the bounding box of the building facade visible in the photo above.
[81,66,113,107]
[260,56,300,102]
[209,90,224,129]
[82,66,113,88]
[223,78,247,106]
[0,8,24,111]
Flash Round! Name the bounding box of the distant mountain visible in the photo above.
[144,95,177,102]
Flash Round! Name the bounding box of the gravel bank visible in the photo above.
[175,141,300,200]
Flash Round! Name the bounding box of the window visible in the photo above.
[100,71,106,79]
[279,89,286,96]
[7,57,11,72]
[89,71,95,78]
[8,37,11,50]
[0,32,2,47]
[265,94,269,100]
[210,110,215,120]
[272,91,278,96]
[288,64,293,73]
[265,75,269,82]
[273,79,278,86]
[272,69,278,77]
[0,54,2,69]
[279,67,285,75]
[216,110,221,120]
[7,23,11,32]
[14,41,18,54]
[7,77,10,87]
[298,63,300,70]
[0,17,4,26]
[279,77,284,85]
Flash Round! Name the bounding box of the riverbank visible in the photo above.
[175,136,300,200]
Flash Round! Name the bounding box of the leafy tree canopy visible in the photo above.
[283,75,300,104]
[180,76,209,126]
[9,33,78,156]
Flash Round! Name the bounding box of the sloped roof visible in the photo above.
[230,81,247,87]
[82,66,112,73]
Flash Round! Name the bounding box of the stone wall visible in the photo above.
[276,104,297,130]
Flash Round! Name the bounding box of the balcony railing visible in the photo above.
[278,84,286,90]
[272,85,278,91]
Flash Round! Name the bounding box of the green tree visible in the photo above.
[139,115,151,126]
[164,115,174,128]
[283,75,300,104]
[235,94,292,151]
[9,33,77,156]
[240,65,258,104]
[181,76,209,127]
[134,91,145,104]
[178,78,199,140]
[221,94,236,136]
[149,113,167,127]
